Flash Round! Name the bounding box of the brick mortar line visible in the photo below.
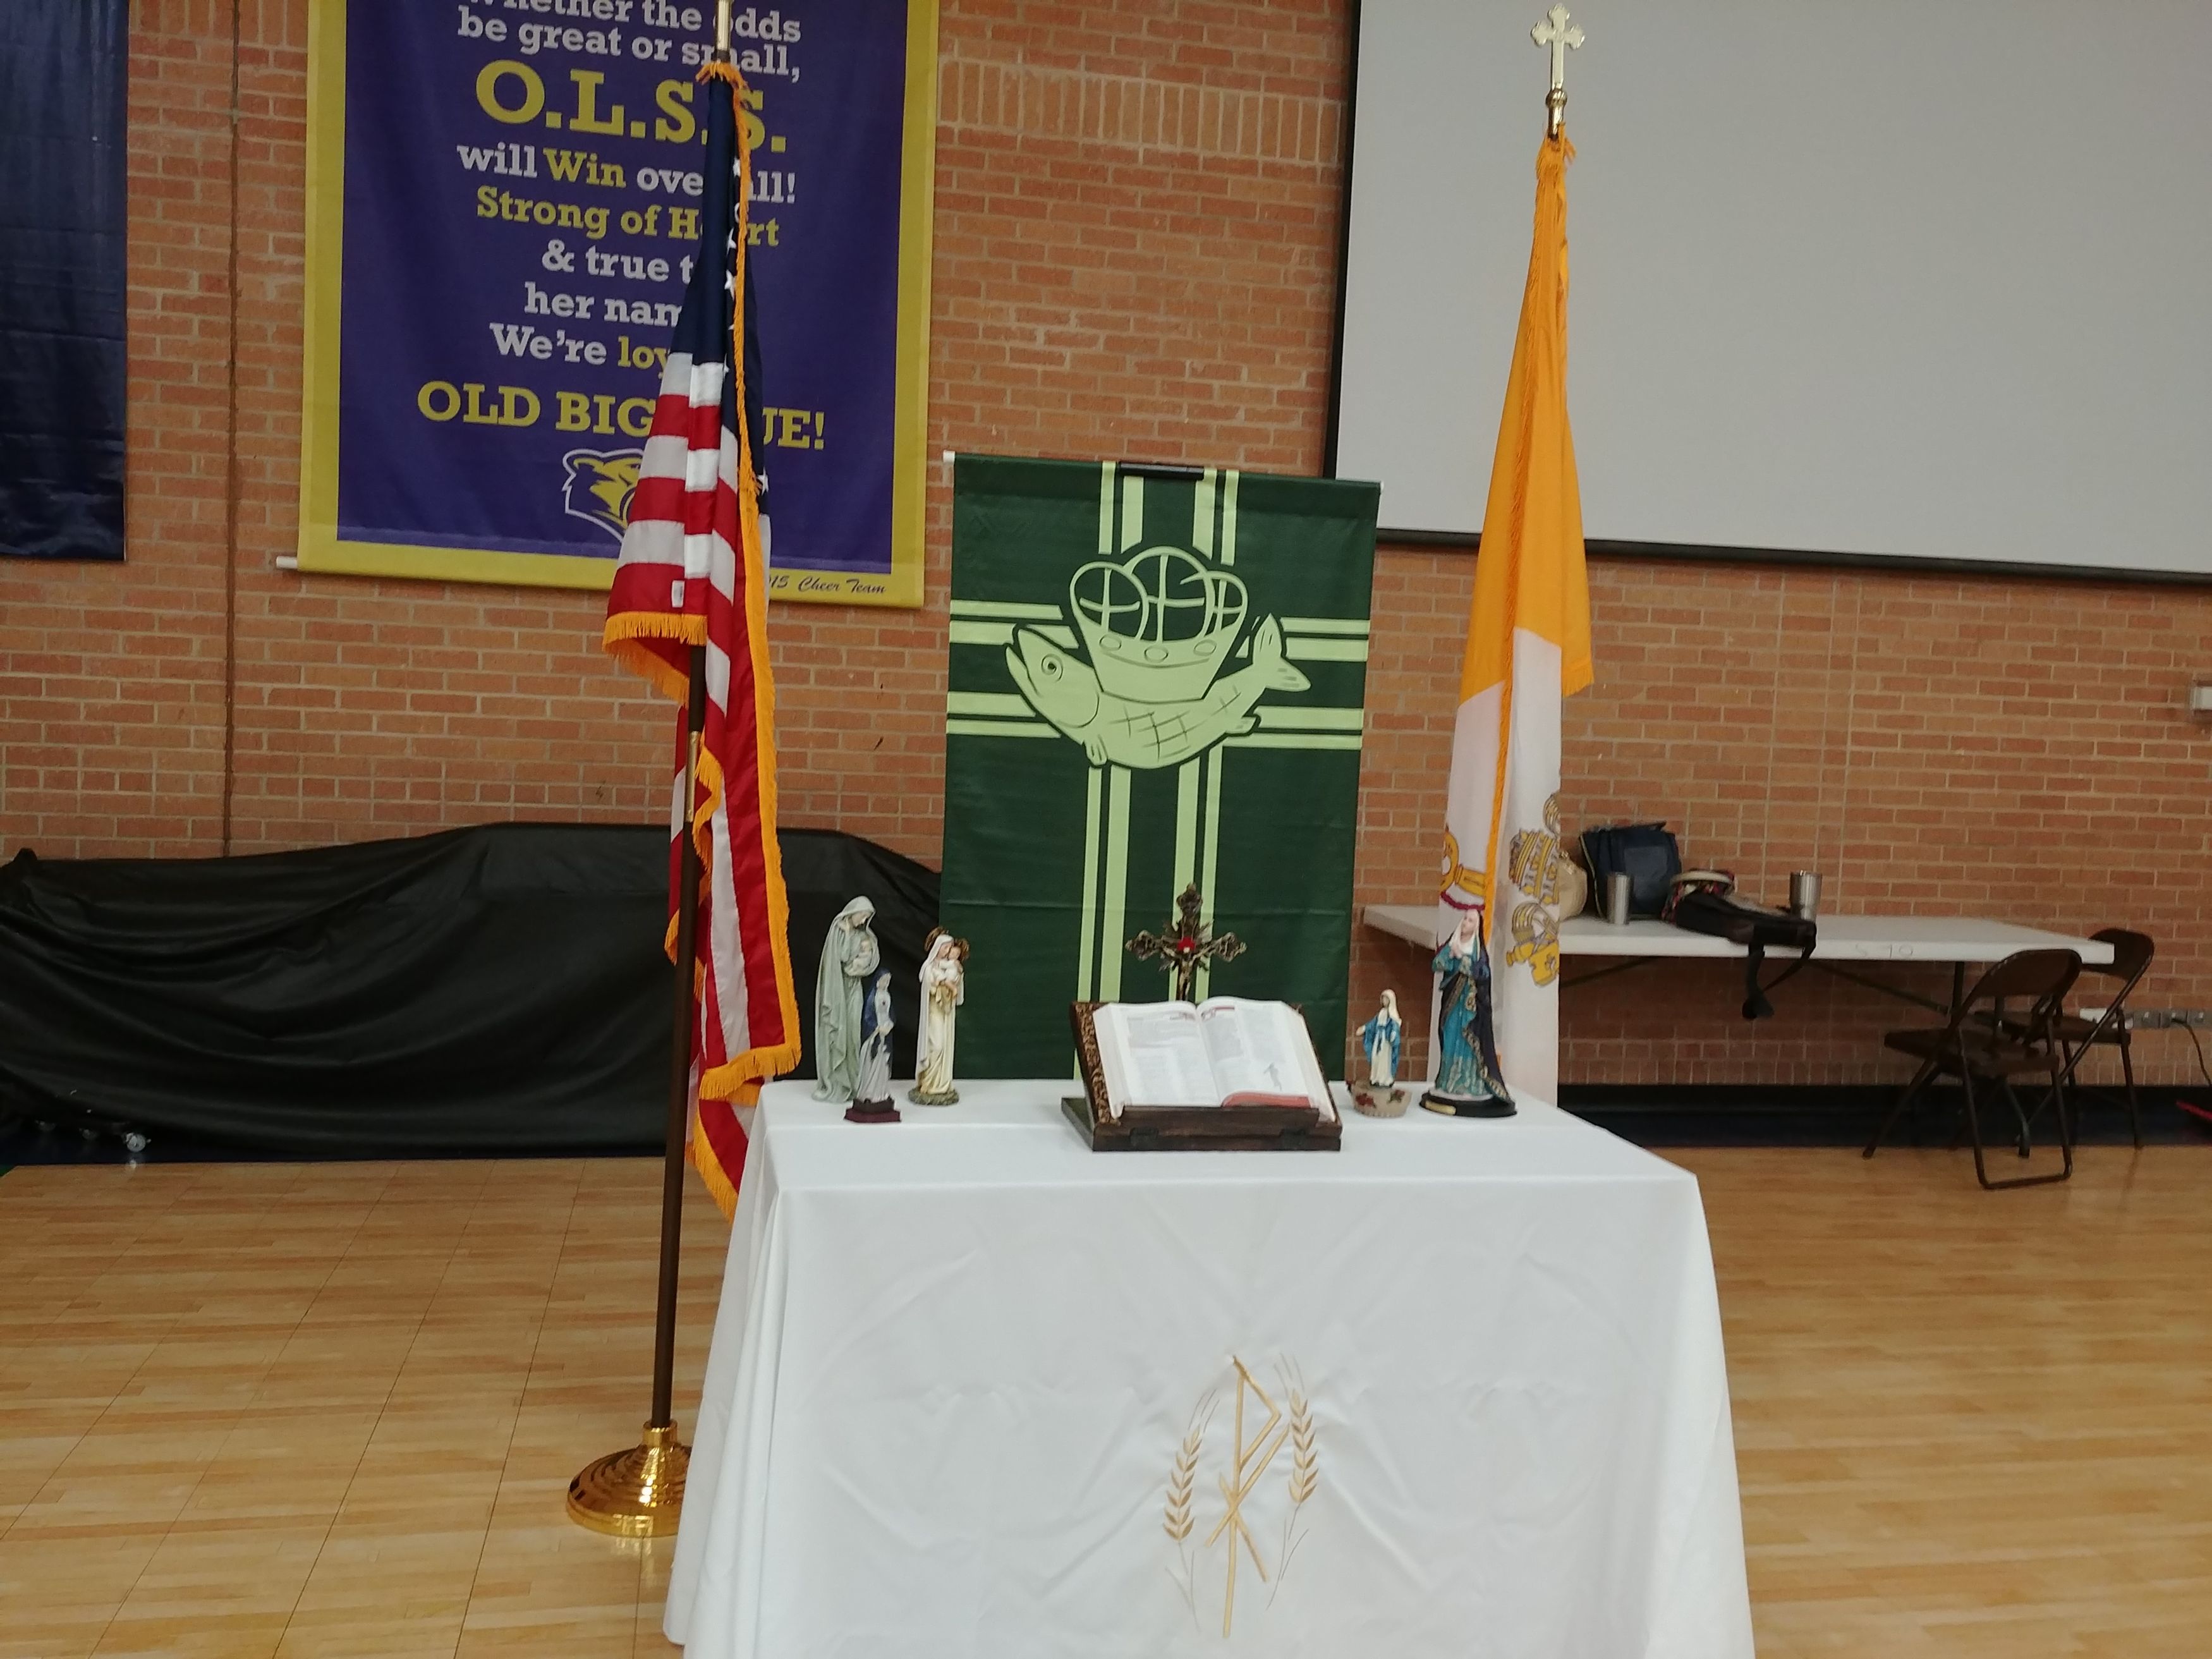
[938,56,1340,166]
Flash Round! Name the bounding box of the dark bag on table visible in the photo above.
[1666,873,1817,1021]
[1577,822,1681,918]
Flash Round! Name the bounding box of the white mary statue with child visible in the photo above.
[909,928,968,1106]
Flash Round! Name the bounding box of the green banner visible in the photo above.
[941,455,1379,1078]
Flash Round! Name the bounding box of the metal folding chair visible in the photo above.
[1863,948,2082,1190]
[2003,928,2154,1150]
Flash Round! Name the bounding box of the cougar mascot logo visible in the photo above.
[561,448,644,542]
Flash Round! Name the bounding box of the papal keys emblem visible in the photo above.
[1504,791,1571,986]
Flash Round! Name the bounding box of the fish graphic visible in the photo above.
[1006,615,1310,769]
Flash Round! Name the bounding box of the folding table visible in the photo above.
[1362,906,2115,1014]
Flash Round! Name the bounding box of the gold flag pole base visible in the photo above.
[567,1421,691,1538]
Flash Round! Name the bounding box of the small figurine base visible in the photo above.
[844,1100,901,1124]
[1349,1083,1408,1118]
[1420,1089,1517,1120]
[906,1085,958,1107]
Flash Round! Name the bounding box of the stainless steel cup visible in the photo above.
[1789,871,1823,919]
[1603,870,1634,926]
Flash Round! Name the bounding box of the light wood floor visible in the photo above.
[3,1145,2209,1656]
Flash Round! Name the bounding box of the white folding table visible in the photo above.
[1364,904,2113,1013]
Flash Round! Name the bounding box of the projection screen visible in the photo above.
[1332,0,2212,580]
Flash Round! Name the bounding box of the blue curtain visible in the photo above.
[1,0,128,561]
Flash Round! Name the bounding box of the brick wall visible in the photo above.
[3,0,2208,1085]
[1352,557,2212,1086]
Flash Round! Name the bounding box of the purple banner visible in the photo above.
[302,0,930,603]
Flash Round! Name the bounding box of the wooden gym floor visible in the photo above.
[3,1145,2208,1656]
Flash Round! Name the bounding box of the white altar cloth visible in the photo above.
[665,1081,1753,1658]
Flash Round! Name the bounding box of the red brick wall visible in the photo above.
[1352,558,2212,1086]
[4,0,2208,1085]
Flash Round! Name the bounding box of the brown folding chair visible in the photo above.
[2002,928,2154,1149]
[1862,948,2082,1189]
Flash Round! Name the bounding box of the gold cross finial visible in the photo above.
[1531,5,1584,138]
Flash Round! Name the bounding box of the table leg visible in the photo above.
[1561,956,1665,992]
[1949,962,1965,1017]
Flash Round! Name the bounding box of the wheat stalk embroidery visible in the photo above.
[1164,1419,1203,1541]
[1287,1390,1318,1504]
[1270,1363,1319,1606]
[1165,1392,1217,1627]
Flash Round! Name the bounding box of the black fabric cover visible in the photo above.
[1,0,128,561]
[0,824,940,1154]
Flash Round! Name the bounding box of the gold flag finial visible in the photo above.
[1531,5,1584,139]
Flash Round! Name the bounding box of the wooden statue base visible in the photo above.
[844,1102,901,1124]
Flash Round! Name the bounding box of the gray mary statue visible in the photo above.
[813,897,880,1105]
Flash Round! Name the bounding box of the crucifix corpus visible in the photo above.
[1126,884,1244,1003]
[1531,4,1584,139]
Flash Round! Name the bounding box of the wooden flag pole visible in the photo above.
[568,645,708,1536]
[650,648,710,1430]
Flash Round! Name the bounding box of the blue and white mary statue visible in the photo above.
[1358,989,1402,1088]
[1423,910,1515,1119]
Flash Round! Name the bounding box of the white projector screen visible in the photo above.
[1333,0,2212,580]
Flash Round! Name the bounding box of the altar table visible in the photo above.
[664,1081,1754,1658]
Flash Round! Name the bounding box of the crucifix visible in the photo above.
[1531,4,1584,140]
[1126,884,1244,1003]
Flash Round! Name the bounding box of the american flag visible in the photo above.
[603,63,799,1215]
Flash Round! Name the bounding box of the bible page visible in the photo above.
[1098,1002,1218,1110]
[1195,999,1323,1108]
[1276,1000,1339,1121]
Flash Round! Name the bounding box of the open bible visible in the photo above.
[1067,999,1340,1150]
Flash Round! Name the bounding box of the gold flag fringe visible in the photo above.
[602,63,803,1220]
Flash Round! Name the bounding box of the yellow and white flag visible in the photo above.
[1433,133,1593,1106]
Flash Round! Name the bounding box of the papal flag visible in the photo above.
[602,62,799,1215]
[1433,132,1593,1108]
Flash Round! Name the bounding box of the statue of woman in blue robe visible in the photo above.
[1423,911,1514,1118]
[1358,990,1403,1088]
[853,968,895,1110]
